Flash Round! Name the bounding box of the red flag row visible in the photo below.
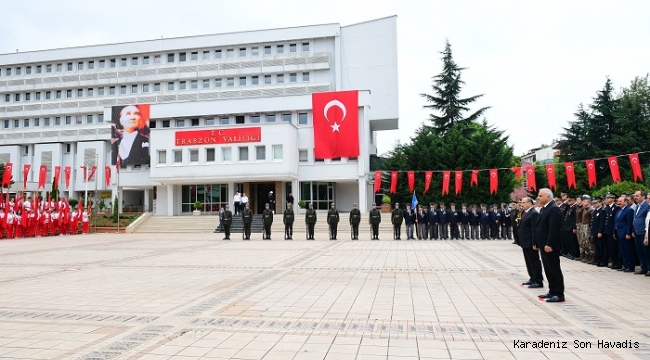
[2,164,113,190]
[375,153,644,194]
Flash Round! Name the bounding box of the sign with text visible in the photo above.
[175,127,262,146]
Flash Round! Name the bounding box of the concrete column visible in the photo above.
[227,182,235,209]
[144,189,151,212]
[358,178,367,212]
[167,185,174,216]
[291,178,300,213]
[275,181,283,214]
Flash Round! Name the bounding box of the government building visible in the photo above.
[0,16,398,215]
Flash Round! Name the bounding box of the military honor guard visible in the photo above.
[327,203,340,240]
[349,203,361,240]
[369,203,381,240]
[242,204,252,240]
[391,203,403,240]
[283,203,295,240]
[222,204,232,240]
[305,203,317,240]
[262,203,273,240]
[601,193,620,269]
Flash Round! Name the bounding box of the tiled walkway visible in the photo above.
[0,232,648,359]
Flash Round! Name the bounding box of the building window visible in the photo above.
[222,147,231,162]
[205,118,215,125]
[290,73,297,83]
[86,115,93,124]
[264,45,272,55]
[167,82,175,91]
[162,120,170,128]
[190,80,198,89]
[65,116,72,125]
[109,59,116,68]
[226,49,234,58]
[299,149,308,162]
[16,67,22,75]
[77,89,83,97]
[56,90,62,98]
[45,91,51,99]
[206,148,215,162]
[202,79,210,88]
[239,147,249,161]
[167,53,175,63]
[202,51,210,60]
[235,116,244,124]
[120,85,126,95]
[13,119,19,128]
[220,117,230,125]
[179,52,186,62]
[44,117,50,126]
[15,93,20,102]
[239,77,246,86]
[239,48,246,57]
[158,150,166,164]
[215,78,222,87]
[290,43,297,53]
[131,84,138,93]
[149,120,156,128]
[131,57,138,65]
[173,150,182,163]
[99,60,105,68]
[143,84,150,93]
[191,118,199,126]
[176,119,185,127]
[3,94,9,102]
[189,149,199,162]
[214,49,222,59]
[302,72,310,82]
[36,65,42,73]
[77,62,84,70]
[277,44,284,54]
[298,113,308,125]
[25,93,31,101]
[86,61,93,70]
[267,114,276,123]
[251,47,259,57]
[55,117,61,125]
[251,75,259,85]
[300,181,334,210]
[75,115,82,124]
[273,145,283,160]
[251,115,260,123]
[154,55,161,63]
[87,88,93,96]
[154,83,160,92]
[98,114,104,123]
[46,64,52,72]
[67,63,73,71]
[302,42,310,51]
[277,74,284,84]
[5,68,11,76]
[34,118,40,127]
[256,146,266,160]
[179,81,186,90]
[190,52,198,61]
[264,74,272,84]
[66,89,74,98]
[143,56,150,65]
[120,58,127,67]
[109,86,116,95]
[57,63,63,71]
[227,78,234,87]
[3,120,8,129]
[23,119,29,127]
[26,66,32,74]
[282,114,292,122]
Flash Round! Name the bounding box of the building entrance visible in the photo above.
[249,182,276,214]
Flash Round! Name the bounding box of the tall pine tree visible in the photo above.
[420,40,490,135]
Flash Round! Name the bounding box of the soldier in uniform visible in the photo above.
[403,204,416,240]
[222,204,232,240]
[427,203,438,239]
[460,203,470,240]
[438,202,448,239]
[349,203,361,240]
[327,203,340,240]
[591,197,605,266]
[470,204,480,240]
[577,195,592,262]
[391,202,403,240]
[242,204,253,240]
[563,195,579,259]
[283,203,295,240]
[600,193,620,268]
[448,203,459,239]
[512,201,521,245]
[305,203,317,240]
[479,204,490,239]
[369,203,381,240]
[417,205,428,240]
[262,203,273,240]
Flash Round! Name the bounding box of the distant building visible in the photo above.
[513,141,561,200]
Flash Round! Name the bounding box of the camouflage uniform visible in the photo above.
[581,206,594,263]
[575,205,585,259]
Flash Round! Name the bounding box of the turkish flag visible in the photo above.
[312,90,359,159]
[424,171,433,193]
[80,165,87,182]
[54,166,61,187]
[510,167,522,179]
[23,164,31,189]
[526,166,537,191]
[471,170,479,186]
[2,162,12,187]
[105,166,111,187]
[629,153,643,181]
[442,171,450,195]
[87,166,97,181]
[564,162,576,189]
[407,171,415,193]
[64,166,71,188]
[608,157,621,183]
[545,164,556,190]
[373,171,382,193]
[586,159,597,188]
[489,169,498,194]
[455,171,463,195]
[116,158,121,174]
[390,171,398,194]
[38,165,47,189]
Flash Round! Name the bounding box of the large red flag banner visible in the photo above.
[455,171,463,195]
[407,171,415,193]
[38,165,47,189]
[64,166,72,188]
[489,169,498,194]
[510,167,522,179]
[87,166,97,182]
[545,164,557,190]
[105,166,112,187]
[424,171,433,193]
[373,171,382,193]
[390,171,398,194]
[629,153,643,181]
[441,171,451,195]
[564,162,576,189]
[2,162,12,187]
[312,91,359,159]
[54,166,61,187]
[586,159,597,188]
[608,156,621,183]
[471,170,479,186]
[22,164,30,189]
[526,166,537,191]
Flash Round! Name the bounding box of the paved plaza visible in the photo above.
[0,232,649,360]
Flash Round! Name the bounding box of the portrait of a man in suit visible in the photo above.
[111,104,150,166]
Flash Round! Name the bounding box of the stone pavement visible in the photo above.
[0,232,649,360]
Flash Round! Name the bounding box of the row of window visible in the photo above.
[0,42,312,77]
[153,113,310,129]
[158,145,284,164]
[1,72,311,103]
[3,114,103,129]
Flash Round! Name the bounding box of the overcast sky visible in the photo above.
[1,0,648,157]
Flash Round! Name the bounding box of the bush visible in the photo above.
[382,195,391,204]
[98,200,106,210]
[68,199,78,208]
[298,200,306,208]
[112,196,119,222]
[193,201,203,211]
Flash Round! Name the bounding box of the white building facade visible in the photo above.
[0,17,398,215]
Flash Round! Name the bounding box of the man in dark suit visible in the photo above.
[470,204,480,239]
[427,203,438,239]
[518,197,543,288]
[438,202,448,239]
[590,197,607,266]
[448,203,459,239]
[535,188,565,303]
[563,195,579,259]
[615,195,635,272]
[600,193,620,269]
[632,191,649,274]
[479,204,490,239]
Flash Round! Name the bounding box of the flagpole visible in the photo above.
[94,155,98,234]
[116,166,120,234]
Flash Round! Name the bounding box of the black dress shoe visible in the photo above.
[623,269,635,273]
[522,281,534,286]
[616,268,625,271]
[545,295,565,303]
[527,283,544,289]
[538,293,552,299]
[611,266,622,270]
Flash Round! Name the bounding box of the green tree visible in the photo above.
[420,40,490,135]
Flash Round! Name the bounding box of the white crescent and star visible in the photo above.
[324,99,347,133]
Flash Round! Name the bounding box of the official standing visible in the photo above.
[262,203,273,240]
[479,204,490,239]
[391,203,403,240]
[242,204,252,240]
[427,203,438,239]
[349,203,361,240]
[460,204,470,240]
[327,203,340,240]
[632,191,649,274]
[268,191,276,214]
[438,202,448,239]
[512,202,521,245]
[369,203,381,240]
[222,205,232,240]
[470,205,480,240]
[283,203,295,240]
[502,203,512,240]
[563,196,579,259]
[448,203,459,239]
[535,188,565,303]
[417,205,428,240]
[403,204,415,240]
[305,203,317,240]
[615,195,635,272]
[233,192,241,216]
[591,197,606,266]
[518,197,543,288]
